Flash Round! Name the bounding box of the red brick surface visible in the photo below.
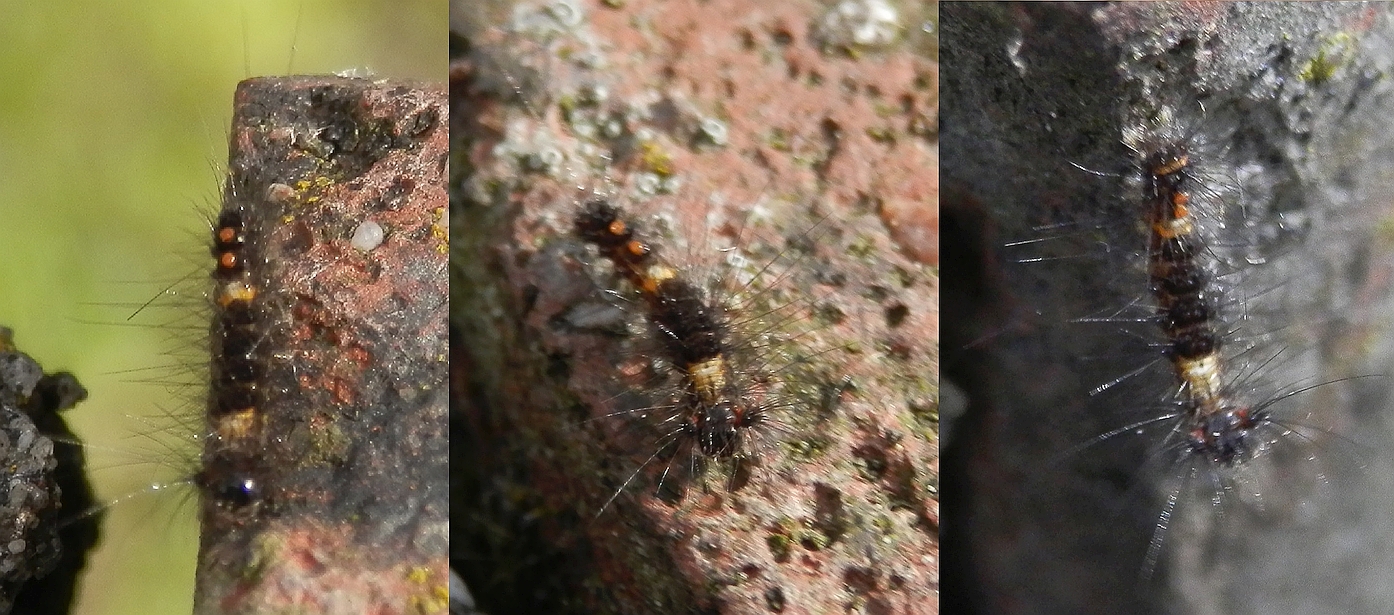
[454,1,938,613]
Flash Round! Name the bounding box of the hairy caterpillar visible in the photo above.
[0,3,441,613]
[941,4,1394,613]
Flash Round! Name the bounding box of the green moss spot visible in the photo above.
[767,531,794,560]
[1299,33,1355,85]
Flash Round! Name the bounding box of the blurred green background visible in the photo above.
[0,1,443,613]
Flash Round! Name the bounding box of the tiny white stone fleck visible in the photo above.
[698,117,729,146]
[267,183,296,204]
[819,0,901,49]
[351,220,385,251]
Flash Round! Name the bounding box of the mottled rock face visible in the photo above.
[194,76,449,615]
[942,3,1394,615]
[453,0,939,613]
[2,6,442,614]
[0,330,93,615]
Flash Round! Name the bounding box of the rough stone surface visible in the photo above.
[0,328,95,615]
[453,1,939,613]
[942,3,1394,614]
[196,76,449,615]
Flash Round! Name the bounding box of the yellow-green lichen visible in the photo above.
[639,141,675,177]
[767,128,792,152]
[294,175,337,205]
[243,533,281,583]
[557,94,579,120]
[304,416,351,466]
[1374,215,1394,247]
[405,566,450,615]
[769,516,834,555]
[891,265,919,288]
[846,234,877,259]
[785,436,831,462]
[766,521,796,560]
[865,125,896,143]
[432,206,449,253]
[872,101,900,118]
[799,524,832,550]
[872,513,895,535]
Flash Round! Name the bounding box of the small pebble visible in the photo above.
[351,220,385,251]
